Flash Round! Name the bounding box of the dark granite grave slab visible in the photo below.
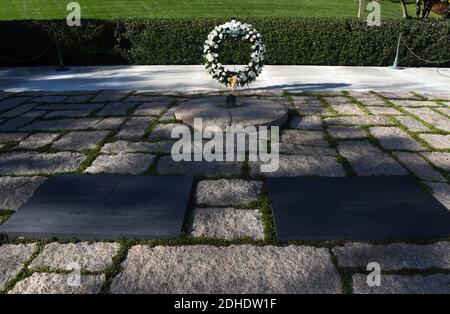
[0,175,193,240]
[267,176,450,241]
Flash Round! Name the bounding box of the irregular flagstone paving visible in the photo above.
[327,126,366,139]
[419,134,450,149]
[427,182,450,209]
[85,153,155,174]
[52,131,109,151]
[422,152,450,171]
[110,245,341,294]
[17,133,59,149]
[101,140,174,154]
[250,154,346,177]
[404,107,450,132]
[394,116,429,132]
[196,179,263,206]
[29,242,119,272]
[0,90,449,294]
[289,115,323,130]
[333,242,450,270]
[191,208,265,240]
[0,176,46,210]
[337,141,407,176]
[393,152,446,182]
[369,127,424,151]
[0,152,85,175]
[9,273,105,294]
[0,244,36,290]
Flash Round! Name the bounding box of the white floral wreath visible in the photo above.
[203,20,266,87]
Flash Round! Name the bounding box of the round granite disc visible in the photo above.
[174,97,288,131]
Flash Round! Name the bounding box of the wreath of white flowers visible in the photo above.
[203,20,266,87]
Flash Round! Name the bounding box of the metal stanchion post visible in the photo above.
[389,33,403,70]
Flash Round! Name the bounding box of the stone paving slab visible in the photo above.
[44,109,93,119]
[0,152,85,175]
[0,176,46,210]
[9,273,105,294]
[63,94,94,103]
[349,92,386,106]
[134,102,172,116]
[393,152,446,182]
[427,182,450,210]
[369,127,424,151]
[367,106,402,115]
[324,97,366,115]
[436,107,450,116]
[85,153,155,174]
[116,117,155,140]
[157,156,242,177]
[36,103,104,111]
[90,90,130,102]
[392,100,440,107]
[0,111,46,132]
[159,107,178,121]
[29,242,119,272]
[250,154,345,177]
[0,244,36,290]
[92,117,126,130]
[333,242,450,270]
[101,140,174,154]
[394,116,429,132]
[96,102,137,116]
[18,133,59,149]
[422,152,450,171]
[52,131,109,151]
[422,93,450,101]
[297,106,331,116]
[110,245,341,294]
[195,179,262,206]
[0,97,30,111]
[404,107,450,132]
[352,274,450,294]
[279,143,336,156]
[31,95,67,103]
[419,134,450,149]
[324,115,391,126]
[148,123,180,140]
[126,95,173,104]
[291,96,322,107]
[0,103,36,118]
[380,92,421,100]
[327,126,366,139]
[281,130,328,147]
[338,141,407,176]
[0,133,28,143]
[191,208,264,240]
[289,116,323,130]
[20,118,102,132]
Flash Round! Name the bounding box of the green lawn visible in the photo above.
[0,0,422,20]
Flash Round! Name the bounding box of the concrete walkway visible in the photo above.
[1,65,449,93]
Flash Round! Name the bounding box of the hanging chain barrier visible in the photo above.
[399,32,450,64]
[0,40,55,63]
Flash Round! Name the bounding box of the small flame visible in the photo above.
[230,75,238,95]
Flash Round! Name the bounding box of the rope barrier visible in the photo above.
[400,34,450,64]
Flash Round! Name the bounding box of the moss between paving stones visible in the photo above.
[1,90,450,293]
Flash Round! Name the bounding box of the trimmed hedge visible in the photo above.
[0,18,449,67]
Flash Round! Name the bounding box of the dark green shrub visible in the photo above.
[0,18,448,67]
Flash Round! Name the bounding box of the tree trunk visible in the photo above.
[358,0,366,18]
[400,0,410,18]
